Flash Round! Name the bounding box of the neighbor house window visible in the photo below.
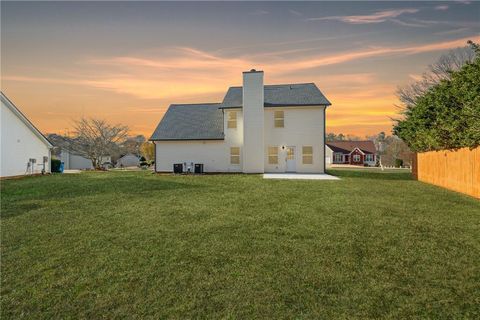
[353,154,361,162]
[334,153,343,162]
[274,111,284,128]
[230,147,240,164]
[365,154,374,162]
[302,146,313,164]
[268,146,279,164]
[227,111,237,129]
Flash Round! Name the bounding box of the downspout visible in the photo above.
[153,141,157,173]
[323,106,326,174]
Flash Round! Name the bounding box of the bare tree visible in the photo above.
[382,136,414,167]
[121,135,146,156]
[70,118,129,168]
[397,44,475,108]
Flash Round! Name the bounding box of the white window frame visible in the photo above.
[365,154,374,162]
[227,111,237,129]
[274,110,284,128]
[230,147,240,164]
[334,153,343,162]
[353,154,361,162]
[302,146,313,164]
[268,146,279,164]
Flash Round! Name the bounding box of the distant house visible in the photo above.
[1,92,53,177]
[326,141,377,166]
[116,154,140,168]
[60,150,111,170]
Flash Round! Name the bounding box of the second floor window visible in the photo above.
[274,111,284,128]
[227,111,237,129]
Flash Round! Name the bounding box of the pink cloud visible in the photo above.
[435,5,449,10]
[307,8,419,24]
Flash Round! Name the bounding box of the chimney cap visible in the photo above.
[243,69,264,73]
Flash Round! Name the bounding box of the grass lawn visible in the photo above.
[1,170,479,318]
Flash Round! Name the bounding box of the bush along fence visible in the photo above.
[412,147,479,199]
[395,41,480,199]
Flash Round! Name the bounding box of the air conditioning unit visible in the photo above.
[194,163,204,174]
[173,163,183,174]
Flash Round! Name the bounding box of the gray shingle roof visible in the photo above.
[150,103,224,141]
[221,83,331,108]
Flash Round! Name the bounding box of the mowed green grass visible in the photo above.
[1,170,479,319]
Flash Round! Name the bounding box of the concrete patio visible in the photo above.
[263,173,340,180]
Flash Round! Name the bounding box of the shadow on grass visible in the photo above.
[0,174,200,219]
[327,169,413,181]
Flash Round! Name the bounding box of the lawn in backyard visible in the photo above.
[1,169,479,318]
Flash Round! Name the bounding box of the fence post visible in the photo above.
[411,153,418,180]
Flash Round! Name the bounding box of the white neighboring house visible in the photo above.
[60,149,111,170]
[150,70,332,173]
[116,154,140,168]
[1,92,53,177]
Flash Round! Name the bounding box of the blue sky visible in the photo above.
[2,1,479,136]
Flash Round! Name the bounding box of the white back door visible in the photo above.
[286,146,296,172]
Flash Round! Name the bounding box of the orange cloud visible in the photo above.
[4,35,477,136]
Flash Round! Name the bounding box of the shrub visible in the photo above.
[394,159,404,168]
[394,41,480,152]
[51,159,62,172]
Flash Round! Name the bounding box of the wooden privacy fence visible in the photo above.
[412,147,480,199]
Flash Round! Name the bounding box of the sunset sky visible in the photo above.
[2,1,479,138]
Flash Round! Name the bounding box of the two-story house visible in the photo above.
[150,70,331,173]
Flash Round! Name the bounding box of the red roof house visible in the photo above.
[326,141,377,166]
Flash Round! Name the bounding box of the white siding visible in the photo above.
[1,99,51,177]
[264,106,326,173]
[153,106,327,174]
[61,151,93,170]
[325,145,333,166]
[224,108,244,171]
[242,71,264,173]
[154,140,241,173]
[116,154,139,168]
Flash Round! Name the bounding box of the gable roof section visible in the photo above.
[221,83,331,108]
[326,141,376,154]
[1,92,53,148]
[150,103,224,141]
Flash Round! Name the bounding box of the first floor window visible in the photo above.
[365,154,374,161]
[274,110,284,128]
[334,153,343,162]
[302,146,313,164]
[353,154,361,162]
[230,147,240,164]
[227,111,237,129]
[268,146,279,164]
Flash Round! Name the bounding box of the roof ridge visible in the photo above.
[227,82,316,89]
[170,102,221,106]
